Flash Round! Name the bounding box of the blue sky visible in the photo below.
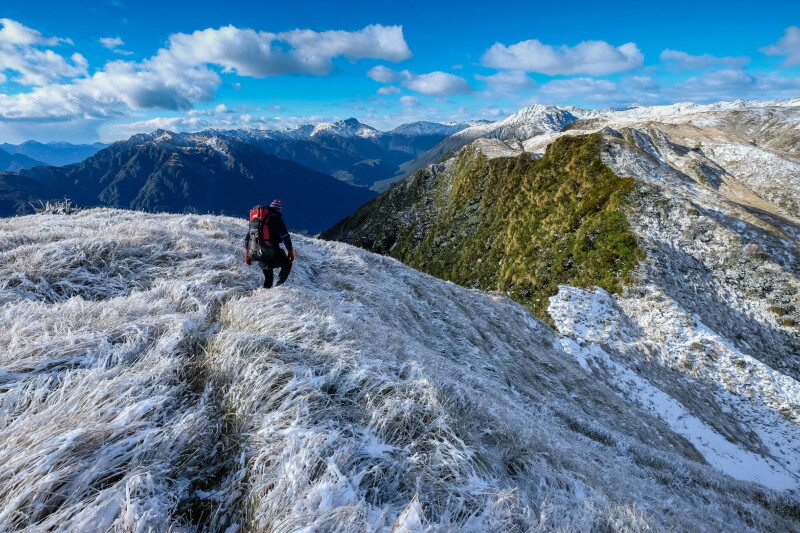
[1,0,799,143]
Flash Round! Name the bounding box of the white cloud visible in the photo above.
[0,22,413,122]
[401,70,472,95]
[0,55,221,120]
[100,36,133,55]
[660,49,749,69]
[100,36,124,49]
[367,65,400,83]
[482,39,643,76]
[0,19,86,85]
[377,85,401,95]
[399,95,420,107]
[623,75,658,92]
[166,24,411,77]
[368,66,473,95]
[475,70,535,95]
[0,18,71,46]
[760,26,800,67]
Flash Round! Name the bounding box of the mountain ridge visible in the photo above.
[320,98,800,512]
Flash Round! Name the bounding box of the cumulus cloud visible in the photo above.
[0,21,414,122]
[0,58,220,120]
[0,18,86,85]
[368,66,472,95]
[166,24,411,77]
[760,26,800,67]
[399,95,420,107]
[475,70,536,95]
[0,18,71,46]
[401,71,472,95]
[376,85,401,95]
[367,65,400,83]
[481,39,643,76]
[660,49,749,70]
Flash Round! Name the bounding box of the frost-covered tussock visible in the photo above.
[2,209,800,531]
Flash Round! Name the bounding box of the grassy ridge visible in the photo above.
[324,134,643,322]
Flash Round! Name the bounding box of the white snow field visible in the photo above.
[1,209,799,532]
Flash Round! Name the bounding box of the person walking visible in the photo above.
[244,199,295,288]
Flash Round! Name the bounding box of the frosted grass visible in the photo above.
[1,209,798,531]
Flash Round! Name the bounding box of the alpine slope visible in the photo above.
[1,207,799,532]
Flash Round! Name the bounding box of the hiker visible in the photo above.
[244,199,295,288]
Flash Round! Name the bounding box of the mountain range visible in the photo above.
[0,119,485,231]
[0,141,108,169]
[192,118,486,190]
[1,130,377,234]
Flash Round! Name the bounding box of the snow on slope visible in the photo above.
[550,286,800,491]
[2,210,799,532]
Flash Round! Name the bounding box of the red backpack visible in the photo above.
[247,205,276,261]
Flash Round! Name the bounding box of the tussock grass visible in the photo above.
[1,209,796,531]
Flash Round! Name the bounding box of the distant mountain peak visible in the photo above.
[310,118,379,139]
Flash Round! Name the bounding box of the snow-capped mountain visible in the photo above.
[188,118,479,189]
[309,117,381,139]
[2,208,799,531]
[384,97,800,192]
[382,105,577,190]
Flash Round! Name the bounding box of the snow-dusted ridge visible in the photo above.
[130,117,480,153]
[1,209,799,531]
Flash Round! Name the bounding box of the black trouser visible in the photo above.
[261,248,292,288]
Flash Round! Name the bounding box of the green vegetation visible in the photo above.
[325,134,643,323]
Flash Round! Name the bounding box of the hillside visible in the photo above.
[1,131,375,234]
[323,134,642,320]
[1,209,799,531]
[322,99,800,338]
